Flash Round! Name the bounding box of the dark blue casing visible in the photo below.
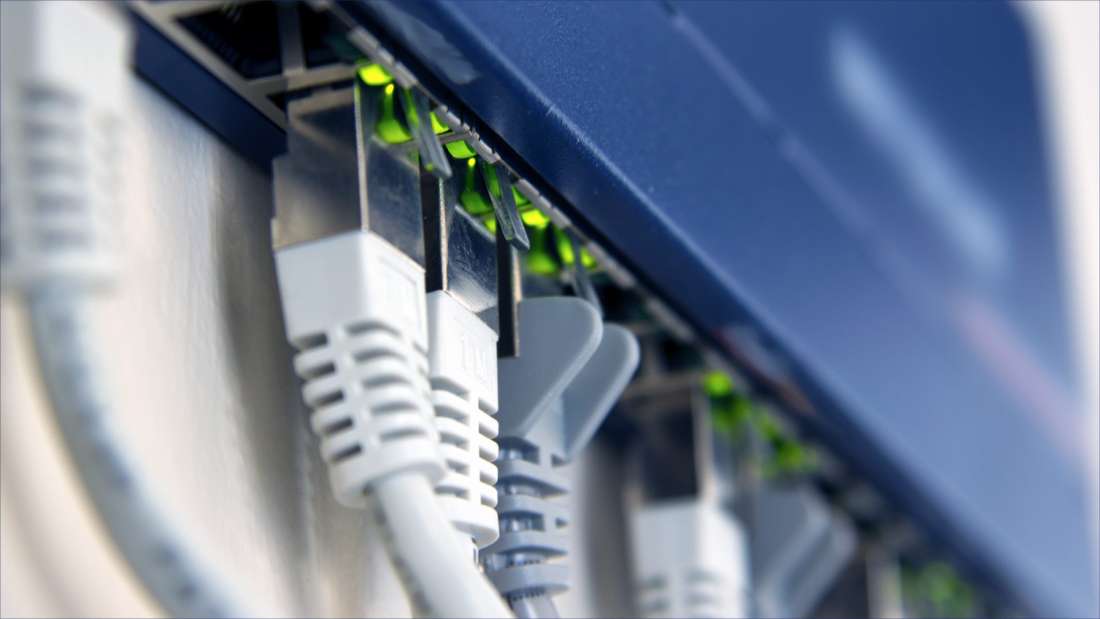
[345,2,1094,616]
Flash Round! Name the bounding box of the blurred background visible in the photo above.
[1,1,1097,618]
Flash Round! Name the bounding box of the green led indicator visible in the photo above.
[704,375,817,477]
[483,163,531,207]
[902,562,977,618]
[445,139,477,159]
[456,158,553,244]
[376,84,411,144]
[764,439,817,478]
[400,88,421,128]
[461,188,493,217]
[755,411,782,443]
[554,227,597,269]
[703,371,733,398]
[357,62,394,86]
[710,393,752,437]
[430,111,448,134]
[520,207,550,229]
[460,158,494,216]
[706,370,746,437]
[421,105,477,158]
[525,226,560,276]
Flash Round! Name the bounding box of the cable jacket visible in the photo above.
[374,472,512,618]
[510,594,560,619]
[26,290,248,618]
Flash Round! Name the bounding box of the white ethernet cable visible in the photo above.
[630,499,750,619]
[271,92,511,616]
[425,290,501,555]
[482,297,640,618]
[626,388,750,618]
[275,231,442,509]
[274,231,510,619]
[1,2,247,617]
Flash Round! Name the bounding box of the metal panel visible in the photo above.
[344,2,1094,615]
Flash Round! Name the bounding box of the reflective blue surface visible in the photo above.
[353,1,1094,615]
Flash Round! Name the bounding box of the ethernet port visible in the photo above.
[179,3,282,79]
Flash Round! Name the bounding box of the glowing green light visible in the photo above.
[462,189,493,218]
[520,208,550,229]
[430,111,448,134]
[357,62,393,86]
[486,168,500,195]
[400,88,421,128]
[376,84,411,144]
[749,408,818,477]
[554,227,597,269]
[481,164,530,207]
[456,156,545,237]
[527,252,559,275]
[710,388,753,438]
[483,216,497,233]
[483,161,503,200]
[445,139,477,159]
[703,371,733,398]
[460,158,493,216]
[902,562,976,618]
[399,89,447,138]
[525,226,560,276]
[766,440,816,477]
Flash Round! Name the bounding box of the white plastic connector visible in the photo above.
[630,499,750,619]
[426,290,501,549]
[0,1,129,292]
[275,231,445,506]
[275,231,511,618]
[1,5,255,616]
[484,298,639,618]
[752,485,857,618]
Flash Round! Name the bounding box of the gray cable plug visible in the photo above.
[481,297,640,617]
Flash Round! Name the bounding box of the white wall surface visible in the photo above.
[1016,1,1099,604]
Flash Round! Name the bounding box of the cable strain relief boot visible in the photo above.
[275,231,445,506]
[484,431,572,600]
[483,297,639,606]
[425,289,501,549]
[1,1,131,294]
[630,499,751,618]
